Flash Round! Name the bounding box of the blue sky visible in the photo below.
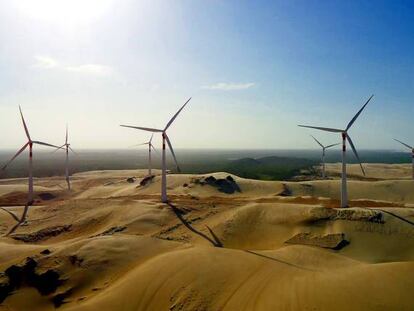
[0,0,413,150]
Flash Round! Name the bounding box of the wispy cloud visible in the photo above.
[33,56,59,69]
[32,56,113,77]
[202,82,256,91]
[64,64,112,76]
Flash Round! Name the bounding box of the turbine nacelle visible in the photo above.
[120,97,191,173]
[310,135,340,150]
[1,108,61,172]
[53,125,76,190]
[120,98,191,203]
[298,95,374,208]
[298,95,374,177]
[1,107,61,211]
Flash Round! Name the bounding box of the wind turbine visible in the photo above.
[120,98,191,203]
[298,95,374,208]
[1,106,60,215]
[393,138,414,179]
[56,125,76,190]
[310,135,340,179]
[131,134,156,176]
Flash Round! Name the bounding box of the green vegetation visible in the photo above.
[0,149,409,181]
[222,156,316,180]
[178,155,316,180]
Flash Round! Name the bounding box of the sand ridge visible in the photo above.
[0,166,413,310]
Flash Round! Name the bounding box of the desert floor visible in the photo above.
[0,165,414,310]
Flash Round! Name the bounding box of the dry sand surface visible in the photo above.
[324,162,413,180]
[0,166,414,310]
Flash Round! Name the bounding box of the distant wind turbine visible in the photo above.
[310,135,340,179]
[298,95,374,208]
[131,134,156,176]
[120,98,191,203]
[393,138,414,179]
[1,106,60,224]
[56,125,76,190]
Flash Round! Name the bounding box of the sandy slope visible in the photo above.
[0,167,413,310]
[325,163,413,180]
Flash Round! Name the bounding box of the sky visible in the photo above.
[0,0,413,151]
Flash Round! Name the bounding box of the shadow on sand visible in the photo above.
[373,208,414,226]
[167,202,223,247]
[244,250,315,271]
[167,202,316,271]
[1,203,31,236]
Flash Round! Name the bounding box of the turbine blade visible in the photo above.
[129,143,148,147]
[19,106,31,141]
[1,143,29,170]
[347,135,365,176]
[393,138,413,150]
[164,97,191,131]
[325,143,340,149]
[32,141,61,149]
[68,146,77,155]
[164,134,180,172]
[150,143,159,156]
[52,144,66,153]
[310,135,324,148]
[65,124,68,144]
[346,94,374,131]
[298,125,343,133]
[120,125,163,132]
[149,133,154,143]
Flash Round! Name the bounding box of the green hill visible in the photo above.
[223,156,317,180]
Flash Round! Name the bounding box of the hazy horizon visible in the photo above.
[0,148,411,180]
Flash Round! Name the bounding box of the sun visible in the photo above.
[13,0,114,25]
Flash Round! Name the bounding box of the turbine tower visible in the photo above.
[120,98,191,203]
[56,125,76,190]
[1,106,60,208]
[393,138,414,179]
[131,134,156,176]
[310,135,339,179]
[298,95,374,208]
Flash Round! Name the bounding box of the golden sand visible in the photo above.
[0,166,413,310]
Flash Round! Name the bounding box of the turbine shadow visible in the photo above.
[373,208,414,227]
[0,207,20,222]
[165,204,313,270]
[167,202,223,247]
[244,250,316,271]
[1,203,31,236]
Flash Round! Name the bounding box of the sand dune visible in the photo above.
[0,166,413,310]
[325,163,413,180]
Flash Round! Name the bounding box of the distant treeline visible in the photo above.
[181,156,317,180]
[0,149,410,181]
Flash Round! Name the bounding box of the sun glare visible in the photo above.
[13,0,114,25]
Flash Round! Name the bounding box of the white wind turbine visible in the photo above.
[120,98,191,203]
[1,106,60,218]
[393,138,414,179]
[131,134,156,176]
[56,125,76,190]
[310,135,340,179]
[298,95,374,208]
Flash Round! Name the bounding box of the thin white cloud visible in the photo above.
[33,56,59,69]
[202,82,256,91]
[32,56,112,77]
[64,64,112,76]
